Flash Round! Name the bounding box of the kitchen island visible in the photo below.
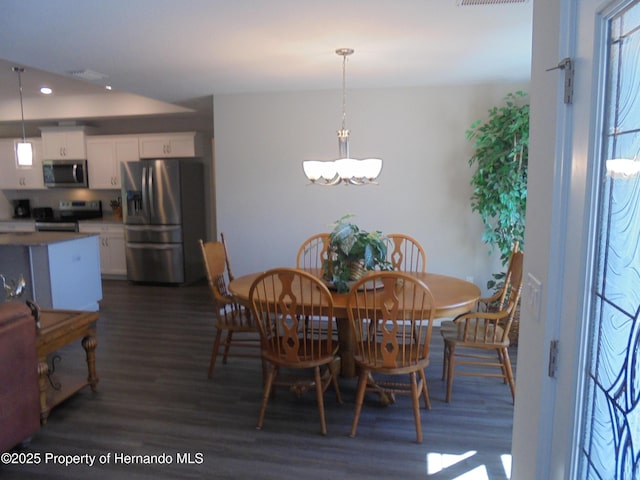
[0,232,102,311]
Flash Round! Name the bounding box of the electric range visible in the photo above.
[34,200,103,232]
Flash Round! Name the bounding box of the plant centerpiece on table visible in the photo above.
[467,91,529,290]
[323,215,392,293]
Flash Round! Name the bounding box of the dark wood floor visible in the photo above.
[1,280,515,479]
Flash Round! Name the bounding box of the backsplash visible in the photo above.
[0,189,120,220]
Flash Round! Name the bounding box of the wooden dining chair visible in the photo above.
[296,233,330,271]
[296,233,334,336]
[440,242,521,379]
[440,249,524,403]
[346,271,436,443]
[475,241,522,345]
[199,236,261,380]
[477,241,521,314]
[384,233,427,272]
[248,268,342,435]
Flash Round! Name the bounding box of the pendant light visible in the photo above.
[302,48,382,186]
[12,66,33,167]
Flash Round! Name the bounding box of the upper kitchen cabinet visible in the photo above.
[0,138,45,190]
[0,139,16,188]
[138,132,204,158]
[86,135,140,189]
[40,126,90,160]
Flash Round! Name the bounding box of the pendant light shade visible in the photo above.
[16,142,33,166]
[12,66,33,167]
[302,49,382,186]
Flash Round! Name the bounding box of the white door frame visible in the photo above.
[511,0,629,478]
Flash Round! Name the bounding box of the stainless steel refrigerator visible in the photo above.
[121,159,205,284]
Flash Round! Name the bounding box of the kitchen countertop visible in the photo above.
[0,232,98,246]
[0,217,123,225]
[78,217,123,225]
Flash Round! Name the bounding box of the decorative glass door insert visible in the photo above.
[580,1,640,478]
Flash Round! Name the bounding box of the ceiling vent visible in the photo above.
[457,0,528,5]
[66,69,108,81]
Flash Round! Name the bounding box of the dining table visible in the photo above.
[228,269,481,378]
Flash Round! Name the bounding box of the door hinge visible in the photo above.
[548,339,559,378]
[546,57,574,104]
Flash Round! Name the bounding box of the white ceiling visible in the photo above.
[0,0,532,122]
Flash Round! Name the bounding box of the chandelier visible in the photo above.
[302,48,382,186]
[13,66,33,166]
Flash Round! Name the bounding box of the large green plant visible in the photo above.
[323,215,391,293]
[467,91,529,281]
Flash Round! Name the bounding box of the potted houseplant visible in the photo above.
[467,91,529,344]
[467,91,529,289]
[109,196,122,220]
[323,215,391,293]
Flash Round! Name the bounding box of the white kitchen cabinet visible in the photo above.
[86,135,139,189]
[40,127,88,160]
[0,220,36,232]
[0,138,45,190]
[0,139,18,189]
[78,223,126,277]
[138,132,204,158]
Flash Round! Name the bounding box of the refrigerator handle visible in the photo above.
[148,166,155,218]
[141,165,149,219]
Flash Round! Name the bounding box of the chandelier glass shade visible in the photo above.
[303,158,383,186]
[13,66,33,167]
[302,48,382,186]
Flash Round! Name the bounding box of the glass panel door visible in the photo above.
[580,1,640,478]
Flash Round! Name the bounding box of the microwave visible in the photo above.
[42,160,89,188]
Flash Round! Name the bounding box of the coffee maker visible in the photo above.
[13,199,31,218]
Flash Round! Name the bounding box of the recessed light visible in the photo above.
[40,86,53,95]
[105,85,112,91]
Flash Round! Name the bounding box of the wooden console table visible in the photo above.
[36,309,99,424]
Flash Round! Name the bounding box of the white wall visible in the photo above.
[513,0,609,478]
[214,84,527,293]
[510,0,562,474]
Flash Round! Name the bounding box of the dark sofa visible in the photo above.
[0,301,40,452]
